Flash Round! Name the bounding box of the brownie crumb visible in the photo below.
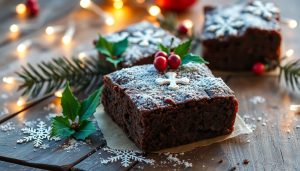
[243,159,249,165]
[229,166,236,171]
[218,159,223,164]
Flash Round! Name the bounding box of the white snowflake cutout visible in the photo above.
[106,32,129,42]
[156,72,190,90]
[129,29,164,46]
[206,15,244,37]
[123,45,144,66]
[244,1,279,20]
[17,121,60,149]
[101,147,154,167]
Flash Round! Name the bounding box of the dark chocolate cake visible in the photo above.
[201,0,282,71]
[96,21,180,68]
[102,63,238,151]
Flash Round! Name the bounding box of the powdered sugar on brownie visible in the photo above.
[104,21,180,66]
[105,63,235,110]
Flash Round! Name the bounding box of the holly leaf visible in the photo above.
[96,36,114,57]
[78,88,102,121]
[113,38,128,56]
[174,39,192,58]
[61,83,80,121]
[106,57,123,69]
[51,116,75,138]
[158,43,169,54]
[182,53,209,65]
[73,120,96,140]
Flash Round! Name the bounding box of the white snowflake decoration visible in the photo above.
[101,147,154,167]
[129,29,164,46]
[156,72,190,90]
[17,121,60,148]
[106,32,129,42]
[244,1,279,20]
[206,15,244,37]
[0,122,15,132]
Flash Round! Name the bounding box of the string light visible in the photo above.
[78,52,88,60]
[105,16,115,26]
[62,23,75,45]
[45,26,64,35]
[80,0,91,9]
[10,24,20,33]
[182,19,193,29]
[17,97,26,106]
[113,0,124,9]
[290,104,300,111]
[282,18,298,29]
[16,3,27,15]
[17,40,32,53]
[136,0,145,4]
[3,77,15,84]
[148,5,161,17]
[54,89,63,98]
[285,49,294,58]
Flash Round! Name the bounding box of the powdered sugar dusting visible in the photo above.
[104,21,180,66]
[105,63,235,110]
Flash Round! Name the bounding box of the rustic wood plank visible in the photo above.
[0,97,106,170]
[0,160,46,171]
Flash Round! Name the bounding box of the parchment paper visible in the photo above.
[94,106,252,153]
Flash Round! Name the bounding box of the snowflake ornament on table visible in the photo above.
[243,1,279,20]
[156,72,190,90]
[17,121,60,149]
[206,15,244,37]
[101,147,155,167]
[129,29,164,46]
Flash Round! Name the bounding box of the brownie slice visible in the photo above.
[102,63,238,151]
[201,1,282,71]
[96,21,180,68]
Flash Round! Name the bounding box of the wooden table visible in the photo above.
[0,0,299,170]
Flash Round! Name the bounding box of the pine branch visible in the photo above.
[16,56,114,99]
[279,59,300,90]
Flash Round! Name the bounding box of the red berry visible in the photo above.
[168,54,181,69]
[154,51,168,59]
[29,5,39,16]
[178,23,188,35]
[154,56,168,72]
[252,62,265,75]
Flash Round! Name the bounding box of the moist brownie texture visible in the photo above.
[97,21,180,68]
[201,1,282,71]
[102,63,238,151]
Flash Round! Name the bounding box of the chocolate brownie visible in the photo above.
[201,1,282,71]
[102,63,238,151]
[96,21,180,68]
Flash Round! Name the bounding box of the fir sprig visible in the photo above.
[51,83,101,140]
[16,36,128,100]
[279,59,300,90]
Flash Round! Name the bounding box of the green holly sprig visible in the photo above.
[51,83,101,140]
[158,39,208,65]
[95,35,128,69]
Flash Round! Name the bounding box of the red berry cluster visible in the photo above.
[26,0,39,17]
[153,51,181,72]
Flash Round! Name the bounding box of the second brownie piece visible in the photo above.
[102,63,238,151]
[201,1,282,71]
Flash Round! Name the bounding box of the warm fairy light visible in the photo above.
[105,16,115,26]
[10,24,20,33]
[2,77,15,84]
[17,97,26,106]
[286,49,294,57]
[54,89,63,98]
[287,19,298,29]
[62,24,75,45]
[136,0,145,4]
[78,52,88,60]
[290,105,300,111]
[62,36,71,45]
[182,19,193,29]
[45,26,55,35]
[113,0,124,9]
[17,40,32,53]
[80,0,91,9]
[148,5,161,17]
[16,3,27,15]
